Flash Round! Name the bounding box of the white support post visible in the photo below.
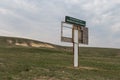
[73,26,79,67]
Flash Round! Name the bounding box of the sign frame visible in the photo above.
[61,22,88,44]
[61,16,88,68]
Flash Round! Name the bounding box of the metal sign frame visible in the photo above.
[61,22,88,44]
[61,16,88,68]
[61,21,73,43]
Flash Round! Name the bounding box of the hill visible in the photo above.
[0,36,120,80]
[0,36,56,48]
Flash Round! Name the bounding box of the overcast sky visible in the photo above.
[0,0,120,48]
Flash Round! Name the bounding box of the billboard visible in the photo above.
[78,27,88,44]
[61,22,88,44]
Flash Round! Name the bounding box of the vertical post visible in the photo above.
[61,22,63,41]
[73,26,79,67]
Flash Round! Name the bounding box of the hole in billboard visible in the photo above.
[61,22,73,43]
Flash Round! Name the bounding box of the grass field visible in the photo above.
[0,46,120,80]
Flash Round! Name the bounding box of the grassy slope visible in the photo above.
[0,46,120,80]
[0,36,57,47]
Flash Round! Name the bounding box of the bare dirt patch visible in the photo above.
[15,42,28,47]
[68,66,99,70]
[33,76,60,80]
[30,42,54,48]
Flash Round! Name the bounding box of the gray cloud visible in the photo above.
[0,0,120,48]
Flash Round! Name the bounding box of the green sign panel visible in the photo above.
[65,16,86,26]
